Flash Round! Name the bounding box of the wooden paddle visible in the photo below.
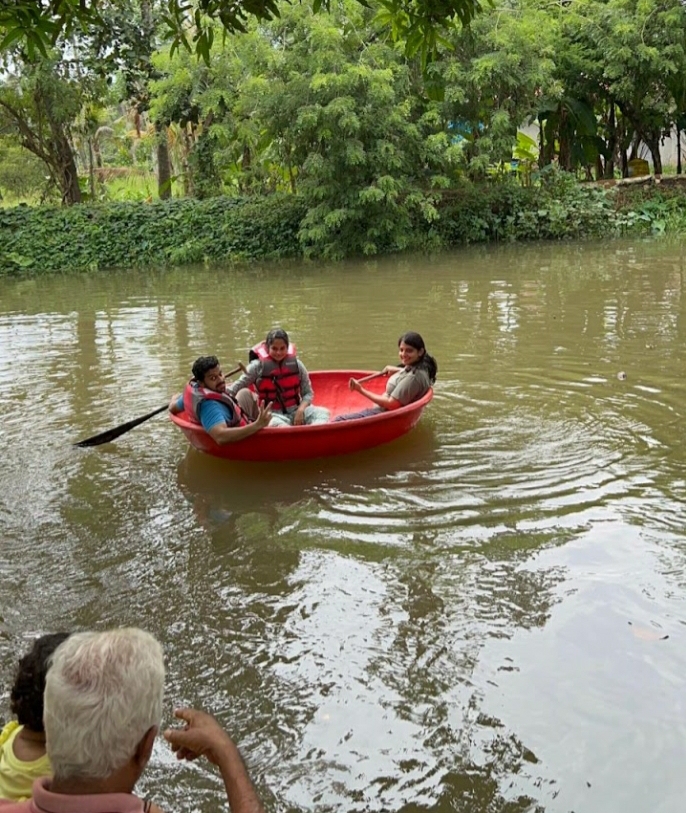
[74,364,244,448]
[354,370,395,384]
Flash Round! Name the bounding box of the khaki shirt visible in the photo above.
[386,367,431,406]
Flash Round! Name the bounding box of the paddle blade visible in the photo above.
[74,405,168,448]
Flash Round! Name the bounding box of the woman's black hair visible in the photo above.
[398,331,437,383]
[265,328,289,348]
[191,355,220,383]
[10,632,71,732]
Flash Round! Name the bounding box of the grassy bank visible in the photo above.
[2,175,686,276]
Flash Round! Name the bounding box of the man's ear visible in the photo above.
[134,726,158,769]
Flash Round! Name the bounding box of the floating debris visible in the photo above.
[628,622,668,641]
[617,371,627,381]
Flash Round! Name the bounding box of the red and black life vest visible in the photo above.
[251,342,301,412]
[182,381,249,427]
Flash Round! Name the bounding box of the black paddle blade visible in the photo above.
[74,405,168,448]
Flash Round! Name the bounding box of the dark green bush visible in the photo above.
[0,193,306,275]
[2,174,685,276]
[432,174,618,244]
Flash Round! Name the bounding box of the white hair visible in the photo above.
[44,628,165,780]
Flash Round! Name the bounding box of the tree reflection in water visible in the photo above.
[168,437,563,813]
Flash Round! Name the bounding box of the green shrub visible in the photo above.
[433,175,613,244]
[2,172,685,276]
[0,194,305,275]
[431,171,686,246]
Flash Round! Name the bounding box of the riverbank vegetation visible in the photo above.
[3,174,686,274]
[1,0,685,270]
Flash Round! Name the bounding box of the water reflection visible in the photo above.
[1,239,686,812]
[175,422,439,547]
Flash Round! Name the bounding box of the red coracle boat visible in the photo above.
[169,370,433,462]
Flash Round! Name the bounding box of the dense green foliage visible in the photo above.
[0,139,48,200]
[1,0,685,264]
[0,0,482,64]
[434,175,686,243]
[2,176,686,276]
[0,194,305,274]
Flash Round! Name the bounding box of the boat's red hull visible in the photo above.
[169,370,433,461]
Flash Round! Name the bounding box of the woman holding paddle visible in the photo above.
[228,328,329,427]
[335,332,437,421]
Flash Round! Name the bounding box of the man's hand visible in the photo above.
[253,402,272,430]
[348,378,362,393]
[163,708,234,766]
[168,393,183,414]
[165,708,266,813]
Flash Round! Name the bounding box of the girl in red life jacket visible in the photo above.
[228,328,330,427]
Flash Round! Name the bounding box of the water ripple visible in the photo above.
[1,242,686,813]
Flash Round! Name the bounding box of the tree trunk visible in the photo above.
[620,147,628,178]
[629,132,640,161]
[540,117,555,167]
[594,156,604,181]
[92,136,103,168]
[558,107,571,171]
[181,126,194,197]
[559,137,570,170]
[157,127,172,199]
[55,133,81,204]
[88,138,96,199]
[603,154,614,179]
[643,132,662,175]
[537,115,546,167]
[677,125,682,176]
[604,103,616,179]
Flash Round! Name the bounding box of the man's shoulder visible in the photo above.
[9,780,148,813]
[0,800,32,811]
[198,397,232,415]
[197,397,233,430]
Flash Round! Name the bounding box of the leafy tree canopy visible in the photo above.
[0,0,485,63]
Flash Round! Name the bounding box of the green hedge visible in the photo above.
[432,179,686,247]
[0,194,306,275]
[2,177,685,276]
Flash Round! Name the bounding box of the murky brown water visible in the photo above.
[1,239,685,813]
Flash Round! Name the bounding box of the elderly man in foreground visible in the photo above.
[0,628,265,813]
